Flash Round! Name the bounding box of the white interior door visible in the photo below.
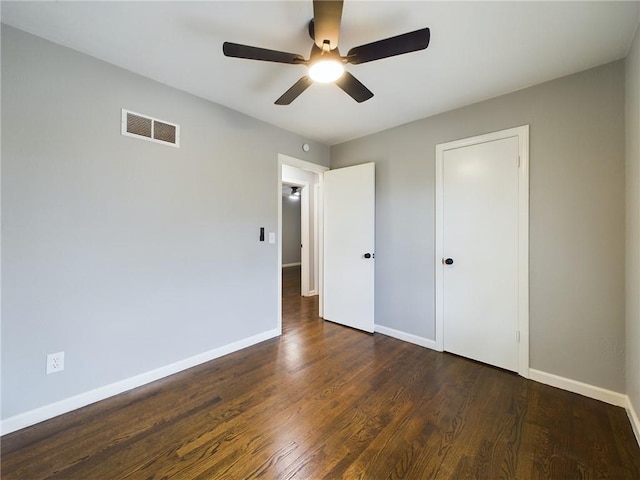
[323,162,375,333]
[442,136,520,372]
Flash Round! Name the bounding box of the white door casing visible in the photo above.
[323,162,375,333]
[435,126,529,377]
[313,183,321,297]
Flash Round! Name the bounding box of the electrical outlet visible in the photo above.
[46,351,65,374]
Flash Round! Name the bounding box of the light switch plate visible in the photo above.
[268,232,276,244]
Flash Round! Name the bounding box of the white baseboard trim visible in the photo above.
[374,325,441,351]
[1,328,280,436]
[529,369,627,408]
[627,397,640,445]
[282,262,301,268]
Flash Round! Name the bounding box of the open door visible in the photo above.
[323,162,375,333]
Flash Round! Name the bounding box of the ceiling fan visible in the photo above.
[222,0,430,105]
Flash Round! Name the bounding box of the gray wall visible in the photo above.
[331,61,626,392]
[282,194,301,265]
[1,26,329,419]
[626,23,640,419]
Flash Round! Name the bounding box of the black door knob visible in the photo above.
[364,253,374,259]
[444,258,454,265]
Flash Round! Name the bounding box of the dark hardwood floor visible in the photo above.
[2,265,640,479]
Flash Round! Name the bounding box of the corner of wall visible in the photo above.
[625,16,640,432]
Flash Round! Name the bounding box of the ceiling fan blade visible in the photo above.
[223,42,305,64]
[275,76,314,105]
[312,0,343,50]
[335,72,373,103]
[346,28,430,65]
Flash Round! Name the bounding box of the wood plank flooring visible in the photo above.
[2,265,640,479]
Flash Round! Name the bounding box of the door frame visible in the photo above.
[277,154,329,333]
[434,125,530,378]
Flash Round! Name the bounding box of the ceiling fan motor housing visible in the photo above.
[222,0,430,105]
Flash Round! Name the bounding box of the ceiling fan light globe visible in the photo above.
[309,59,345,83]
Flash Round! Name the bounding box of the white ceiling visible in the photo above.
[2,1,639,145]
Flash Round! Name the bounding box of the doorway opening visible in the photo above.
[277,154,328,333]
[282,180,305,296]
[282,178,311,296]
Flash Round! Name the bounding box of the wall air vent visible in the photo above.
[121,109,180,147]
